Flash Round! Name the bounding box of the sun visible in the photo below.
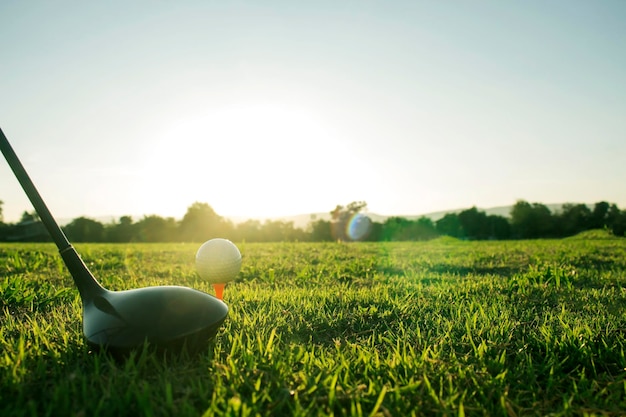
[138,101,352,219]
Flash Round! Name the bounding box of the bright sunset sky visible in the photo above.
[1,1,625,223]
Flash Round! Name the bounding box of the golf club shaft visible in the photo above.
[0,127,103,298]
[0,128,72,249]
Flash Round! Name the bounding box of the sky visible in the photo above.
[1,1,625,224]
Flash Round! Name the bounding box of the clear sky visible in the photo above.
[1,1,625,223]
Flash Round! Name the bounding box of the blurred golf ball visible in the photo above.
[195,238,242,283]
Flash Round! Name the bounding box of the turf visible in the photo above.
[1,237,626,416]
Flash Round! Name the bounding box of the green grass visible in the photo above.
[1,238,626,416]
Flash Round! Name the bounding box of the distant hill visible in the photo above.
[57,203,579,229]
[395,203,569,222]
[226,204,571,229]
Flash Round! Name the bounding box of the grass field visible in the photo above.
[1,234,626,416]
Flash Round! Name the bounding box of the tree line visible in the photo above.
[0,199,624,243]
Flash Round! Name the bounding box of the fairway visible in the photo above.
[1,237,626,416]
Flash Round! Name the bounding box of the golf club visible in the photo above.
[0,127,228,355]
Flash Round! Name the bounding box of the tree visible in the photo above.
[607,204,621,224]
[381,217,409,241]
[179,202,232,242]
[381,216,438,241]
[556,203,591,236]
[20,211,39,223]
[308,218,333,241]
[590,201,610,229]
[135,215,177,242]
[458,207,489,240]
[608,205,626,237]
[487,215,511,240]
[364,221,383,241]
[436,213,463,238]
[0,200,7,241]
[235,219,263,242]
[106,216,136,242]
[510,200,554,238]
[262,220,301,241]
[63,217,105,242]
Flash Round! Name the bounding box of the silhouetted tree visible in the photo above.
[381,217,409,241]
[458,207,490,239]
[413,217,439,240]
[106,216,136,242]
[556,203,591,236]
[308,218,333,241]
[364,221,384,241]
[4,198,623,243]
[436,213,463,238]
[510,200,554,238]
[486,215,511,240]
[135,215,177,242]
[20,211,39,223]
[179,202,231,242]
[590,201,610,229]
[609,205,626,237]
[0,201,6,241]
[262,220,303,241]
[381,217,439,241]
[63,217,105,242]
[235,219,263,242]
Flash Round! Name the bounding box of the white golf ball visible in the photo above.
[195,238,242,283]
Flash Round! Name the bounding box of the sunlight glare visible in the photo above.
[140,102,362,219]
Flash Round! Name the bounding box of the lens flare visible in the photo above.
[347,213,372,241]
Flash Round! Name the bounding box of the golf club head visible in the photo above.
[85,286,228,355]
[1,128,230,356]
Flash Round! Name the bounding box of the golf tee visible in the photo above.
[213,283,225,300]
